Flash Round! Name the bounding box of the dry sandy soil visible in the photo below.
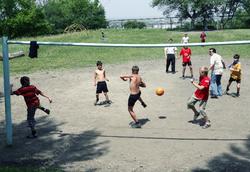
[1,56,250,172]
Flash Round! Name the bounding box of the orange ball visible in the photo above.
[156,87,164,96]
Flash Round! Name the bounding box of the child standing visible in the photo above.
[120,66,147,128]
[164,38,177,73]
[187,66,211,129]
[11,76,52,138]
[94,61,111,105]
[179,46,193,78]
[225,54,242,97]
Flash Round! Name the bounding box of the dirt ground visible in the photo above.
[1,56,250,172]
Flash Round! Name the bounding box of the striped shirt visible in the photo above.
[13,85,41,107]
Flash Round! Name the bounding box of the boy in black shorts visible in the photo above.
[94,61,111,105]
[120,66,147,128]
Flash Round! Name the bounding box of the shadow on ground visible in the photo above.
[0,116,109,171]
[193,135,250,172]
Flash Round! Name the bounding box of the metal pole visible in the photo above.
[2,37,12,146]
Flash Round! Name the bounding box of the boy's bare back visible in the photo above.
[129,74,145,94]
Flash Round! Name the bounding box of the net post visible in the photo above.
[2,36,13,146]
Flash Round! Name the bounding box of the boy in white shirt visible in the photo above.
[164,38,177,73]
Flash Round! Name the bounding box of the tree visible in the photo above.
[152,0,243,30]
[0,0,51,37]
[152,0,219,30]
[218,0,243,29]
[42,0,107,33]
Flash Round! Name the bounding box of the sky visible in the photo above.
[99,0,164,20]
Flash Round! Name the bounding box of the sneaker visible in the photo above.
[131,122,141,128]
[105,100,112,104]
[210,95,218,99]
[236,93,240,97]
[141,102,147,108]
[202,122,211,129]
[44,109,50,115]
[94,101,98,106]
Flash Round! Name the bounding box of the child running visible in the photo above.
[225,54,242,97]
[94,61,111,105]
[11,76,52,138]
[187,66,211,129]
[120,65,147,128]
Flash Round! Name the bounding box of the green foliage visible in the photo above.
[152,0,244,30]
[43,0,107,33]
[0,0,51,38]
[123,21,146,29]
[0,0,107,37]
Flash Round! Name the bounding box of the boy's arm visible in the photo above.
[190,79,205,90]
[94,71,97,86]
[120,75,132,81]
[40,92,52,103]
[164,48,167,58]
[139,80,146,88]
[104,70,109,82]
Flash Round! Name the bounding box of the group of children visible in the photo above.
[10,44,242,137]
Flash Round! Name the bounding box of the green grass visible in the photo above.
[1,29,250,75]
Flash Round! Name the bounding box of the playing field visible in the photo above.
[1,54,250,171]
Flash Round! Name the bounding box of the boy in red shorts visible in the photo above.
[179,46,193,79]
[187,66,211,129]
[11,76,52,138]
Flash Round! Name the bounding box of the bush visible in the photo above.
[123,20,146,29]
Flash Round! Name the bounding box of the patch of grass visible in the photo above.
[0,29,250,75]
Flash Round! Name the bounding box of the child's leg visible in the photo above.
[27,107,37,137]
[95,94,99,105]
[171,56,176,72]
[226,80,233,92]
[187,96,199,118]
[166,57,171,72]
[182,66,186,77]
[236,83,240,96]
[38,106,50,114]
[189,66,193,77]
[104,92,110,102]
[128,106,138,123]
[199,100,211,128]
[138,97,147,108]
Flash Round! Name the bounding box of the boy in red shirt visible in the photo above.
[187,66,211,129]
[11,76,52,138]
[179,46,193,79]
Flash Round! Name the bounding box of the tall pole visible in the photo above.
[2,37,12,146]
